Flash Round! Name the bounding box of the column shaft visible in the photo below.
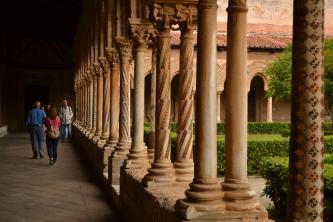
[113,38,132,157]
[143,28,175,185]
[287,0,324,221]
[266,96,272,122]
[217,91,221,123]
[100,57,111,144]
[105,48,120,149]
[93,64,103,142]
[148,45,157,161]
[174,27,195,182]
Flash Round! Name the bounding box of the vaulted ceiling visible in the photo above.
[1,0,84,43]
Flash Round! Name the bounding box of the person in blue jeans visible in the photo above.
[45,107,60,166]
[26,101,46,159]
[59,99,73,142]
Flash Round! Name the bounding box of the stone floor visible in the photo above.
[0,133,120,222]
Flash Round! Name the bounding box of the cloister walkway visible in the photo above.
[0,133,120,222]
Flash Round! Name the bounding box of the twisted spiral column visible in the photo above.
[174,28,194,183]
[99,57,111,146]
[143,28,175,186]
[105,48,120,150]
[287,0,324,221]
[148,45,157,161]
[113,38,132,157]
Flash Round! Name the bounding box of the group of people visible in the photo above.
[26,99,73,166]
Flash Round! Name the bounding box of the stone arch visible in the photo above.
[247,61,269,92]
[248,75,267,122]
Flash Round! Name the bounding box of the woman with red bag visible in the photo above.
[44,107,60,166]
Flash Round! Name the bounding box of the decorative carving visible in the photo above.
[116,38,133,64]
[99,57,110,78]
[228,0,248,11]
[129,19,159,46]
[106,48,120,66]
[175,4,198,31]
[152,3,176,30]
[288,0,324,221]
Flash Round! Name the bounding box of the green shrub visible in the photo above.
[325,130,333,136]
[259,157,333,222]
[279,129,290,138]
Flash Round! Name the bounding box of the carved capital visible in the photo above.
[90,66,96,77]
[106,47,120,66]
[85,70,92,83]
[115,37,133,64]
[175,4,198,31]
[93,62,102,77]
[152,3,176,30]
[227,0,248,12]
[129,18,159,47]
[99,56,110,77]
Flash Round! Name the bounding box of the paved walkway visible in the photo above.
[0,133,120,222]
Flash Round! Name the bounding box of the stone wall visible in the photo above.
[217,0,333,34]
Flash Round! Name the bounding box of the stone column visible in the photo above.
[89,67,98,139]
[113,37,132,157]
[142,3,175,186]
[222,0,268,219]
[93,62,103,142]
[176,0,224,219]
[174,4,197,183]
[99,57,111,147]
[89,73,94,133]
[84,74,90,135]
[110,38,133,184]
[148,45,157,161]
[216,91,222,123]
[266,96,272,122]
[105,48,120,150]
[124,19,157,169]
[287,0,324,221]
[104,48,120,174]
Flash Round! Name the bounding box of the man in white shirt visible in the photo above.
[59,99,73,142]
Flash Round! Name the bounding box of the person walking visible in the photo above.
[59,99,73,142]
[44,107,60,166]
[26,101,46,159]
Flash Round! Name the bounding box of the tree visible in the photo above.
[265,39,333,127]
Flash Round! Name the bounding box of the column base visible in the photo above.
[222,180,261,211]
[174,161,194,183]
[97,139,107,148]
[113,140,131,158]
[88,131,95,140]
[124,146,150,169]
[142,161,175,187]
[176,199,270,221]
[92,133,101,144]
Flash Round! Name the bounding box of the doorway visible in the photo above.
[24,84,50,121]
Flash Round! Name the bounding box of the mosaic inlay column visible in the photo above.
[124,19,157,169]
[113,37,133,158]
[176,0,224,218]
[174,3,197,183]
[142,3,176,186]
[287,0,324,221]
